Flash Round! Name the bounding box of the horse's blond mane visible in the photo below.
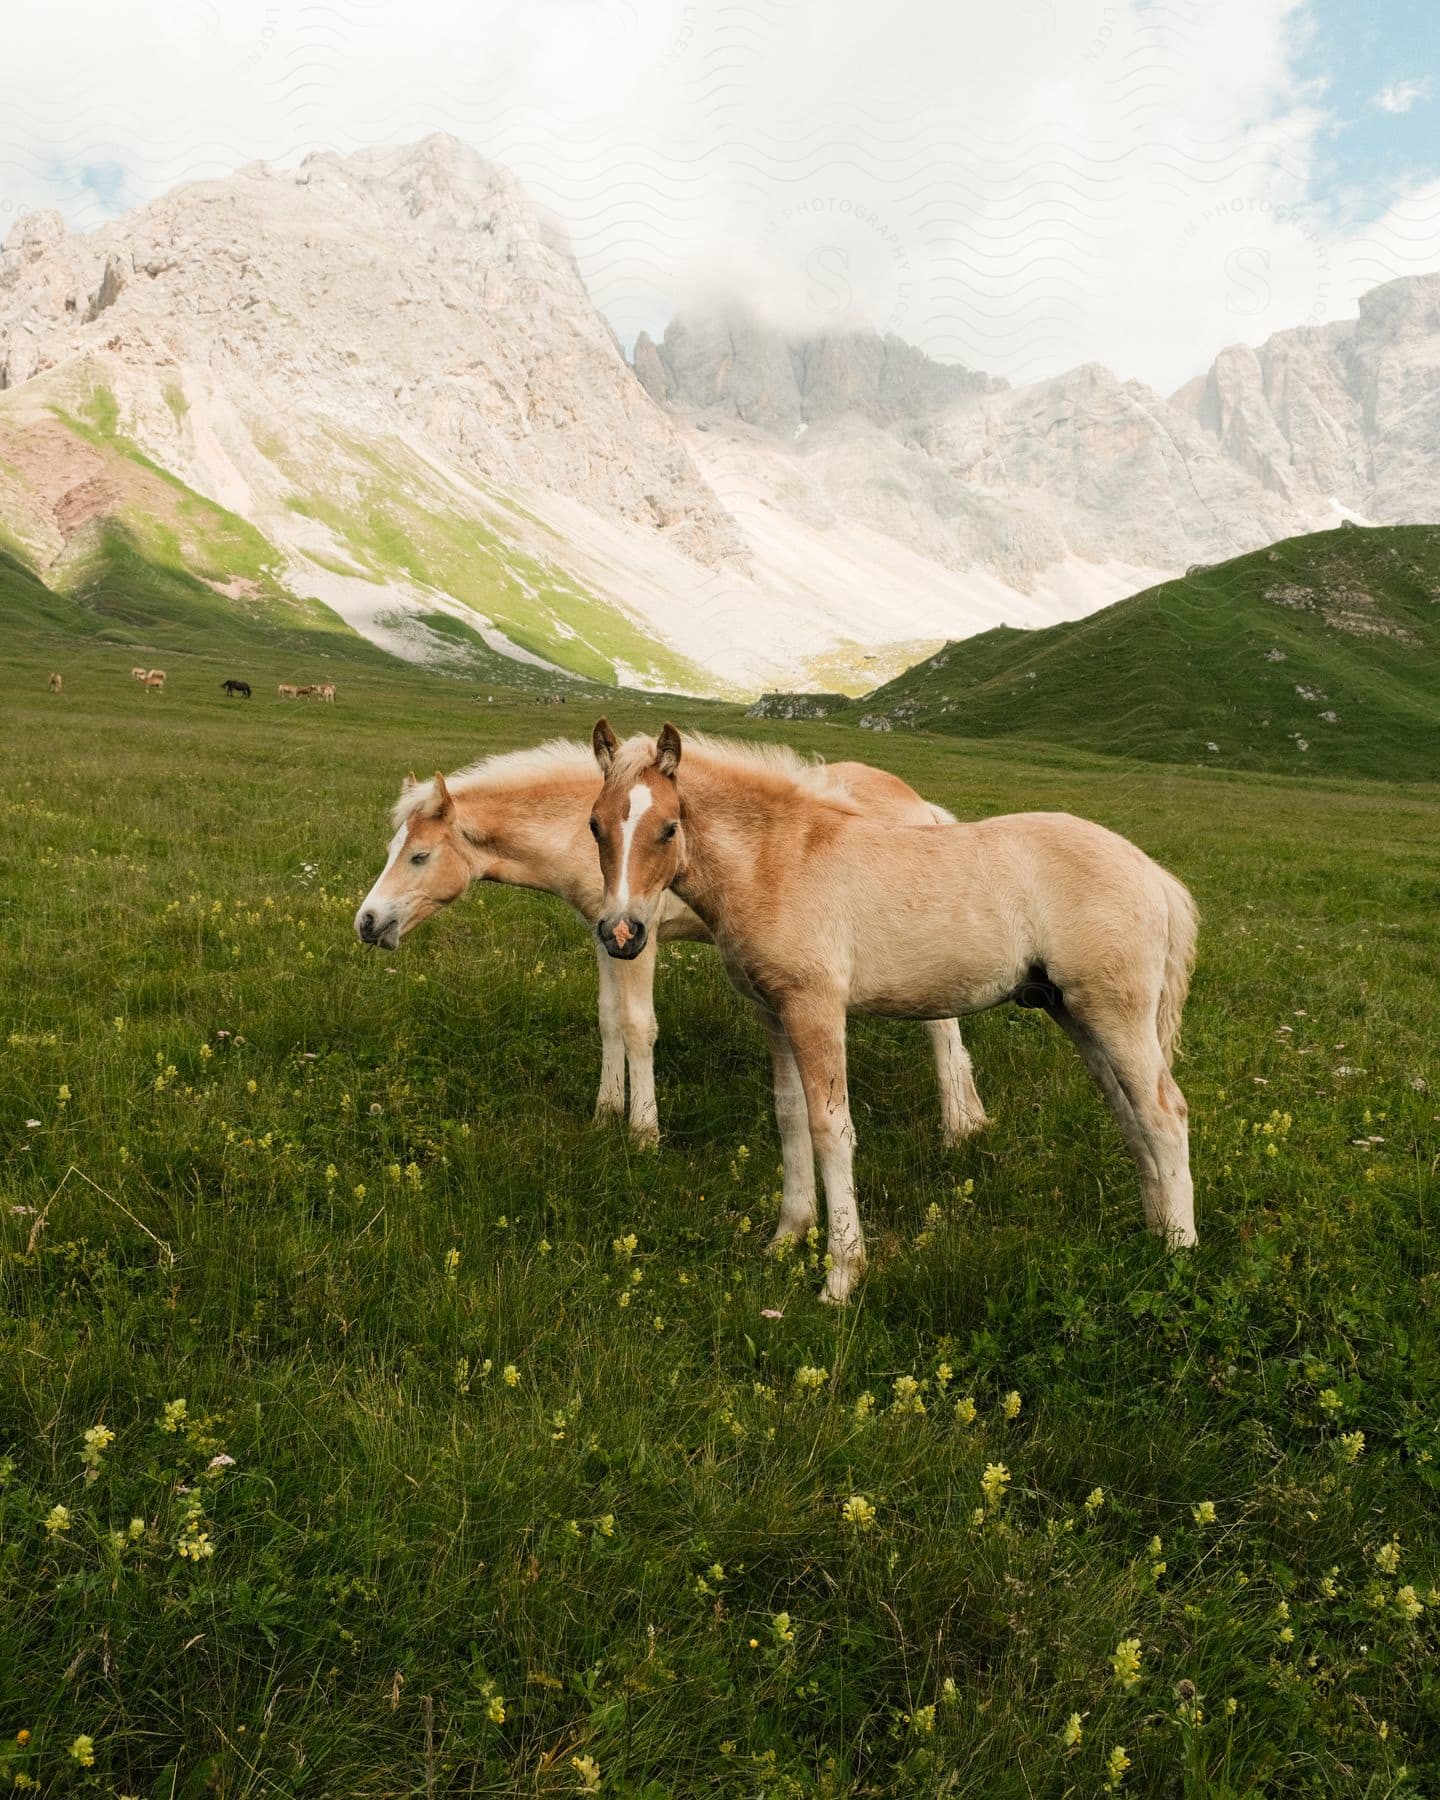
[393,729,855,830]
[391,738,594,828]
[609,730,855,806]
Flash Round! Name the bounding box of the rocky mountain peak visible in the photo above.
[633,305,1001,435]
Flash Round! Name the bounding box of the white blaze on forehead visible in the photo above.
[615,782,653,906]
[358,823,411,925]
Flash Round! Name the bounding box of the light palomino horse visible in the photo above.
[316,683,336,703]
[142,671,165,693]
[354,740,985,1147]
[48,672,62,693]
[278,684,301,700]
[590,721,1198,1302]
[147,669,166,683]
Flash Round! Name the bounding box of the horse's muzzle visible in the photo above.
[598,916,647,960]
[356,909,401,951]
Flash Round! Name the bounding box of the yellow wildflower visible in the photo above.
[1002,1390,1022,1420]
[1103,1744,1131,1790]
[70,1734,96,1766]
[572,1754,602,1793]
[1062,1712,1083,1749]
[842,1494,877,1530]
[979,1462,1011,1510]
[1396,1584,1424,1622]
[954,1397,977,1425]
[891,1374,926,1416]
[45,1503,72,1536]
[1110,1637,1142,1689]
[1192,1500,1217,1526]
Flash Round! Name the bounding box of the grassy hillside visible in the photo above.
[847,525,1440,781]
[2,662,1438,1795]
[1,375,719,693]
[0,524,594,702]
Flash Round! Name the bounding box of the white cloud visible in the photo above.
[3,0,1440,391]
[1372,77,1433,115]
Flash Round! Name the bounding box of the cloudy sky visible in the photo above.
[5,0,1438,390]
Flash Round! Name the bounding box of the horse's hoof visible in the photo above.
[766,1225,811,1256]
[629,1123,660,1150]
[820,1264,862,1305]
[942,1109,989,1146]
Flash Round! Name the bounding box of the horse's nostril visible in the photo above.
[360,911,375,938]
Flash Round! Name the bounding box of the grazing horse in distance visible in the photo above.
[147,669,166,682]
[141,672,165,693]
[590,720,1199,1302]
[221,679,252,698]
[278,684,300,700]
[48,672,62,693]
[356,740,986,1148]
[131,666,148,682]
[316,683,336,703]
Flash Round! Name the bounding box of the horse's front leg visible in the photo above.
[756,1008,817,1250]
[593,940,626,1122]
[614,935,661,1146]
[781,999,861,1304]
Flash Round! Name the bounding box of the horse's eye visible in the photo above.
[410,851,430,866]
[588,817,600,839]
[659,821,678,842]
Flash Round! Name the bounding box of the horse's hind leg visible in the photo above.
[925,1019,988,1142]
[1049,998,1196,1246]
[758,1008,818,1250]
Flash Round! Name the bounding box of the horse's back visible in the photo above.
[827,760,953,826]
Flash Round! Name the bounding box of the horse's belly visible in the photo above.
[848,937,1028,1021]
[851,974,1019,1021]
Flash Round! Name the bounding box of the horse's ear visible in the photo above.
[432,771,454,820]
[656,722,682,779]
[401,771,418,794]
[593,717,619,774]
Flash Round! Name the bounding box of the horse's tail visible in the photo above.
[1156,869,1198,1066]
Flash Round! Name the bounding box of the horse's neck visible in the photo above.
[673,761,776,930]
[457,779,594,903]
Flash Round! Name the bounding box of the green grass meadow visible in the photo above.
[2,640,1439,1797]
